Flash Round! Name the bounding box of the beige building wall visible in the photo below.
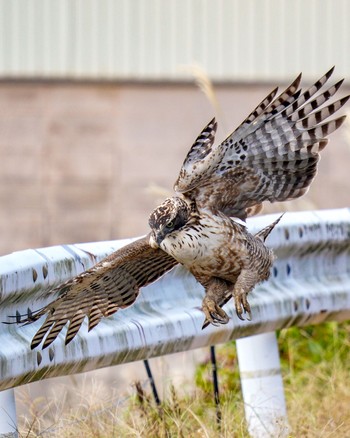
[0,80,349,256]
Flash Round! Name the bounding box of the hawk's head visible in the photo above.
[148,197,191,248]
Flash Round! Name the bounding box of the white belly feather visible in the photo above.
[159,212,247,278]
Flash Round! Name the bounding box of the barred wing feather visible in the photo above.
[14,236,177,349]
[175,68,349,219]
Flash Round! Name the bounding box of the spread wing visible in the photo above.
[12,236,177,349]
[175,67,349,219]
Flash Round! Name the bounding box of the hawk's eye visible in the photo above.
[165,221,174,229]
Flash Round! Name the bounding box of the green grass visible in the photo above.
[18,321,350,437]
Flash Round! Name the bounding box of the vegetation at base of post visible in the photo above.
[17,321,350,437]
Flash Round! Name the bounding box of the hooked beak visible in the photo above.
[149,233,158,249]
[149,232,164,249]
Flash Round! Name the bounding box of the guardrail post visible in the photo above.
[0,389,18,438]
[236,331,288,437]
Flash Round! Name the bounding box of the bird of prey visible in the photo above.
[12,67,349,349]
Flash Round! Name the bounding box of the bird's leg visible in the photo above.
[232,269,257,321]
[202,278,231,327]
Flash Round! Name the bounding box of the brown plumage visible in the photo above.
[11,68,349,349]
[20,236,177,349]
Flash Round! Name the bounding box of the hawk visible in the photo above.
[11,67,349,349]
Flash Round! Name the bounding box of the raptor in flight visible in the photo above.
[13,68,349,349]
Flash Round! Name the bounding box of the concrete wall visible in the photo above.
[0,79,349,255]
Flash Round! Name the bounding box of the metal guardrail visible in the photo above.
[0,208,350,437]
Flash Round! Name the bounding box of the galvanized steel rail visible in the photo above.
[0,208,350,437]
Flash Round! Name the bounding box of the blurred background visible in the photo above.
[0,0,349,431]
[0,0,350,254]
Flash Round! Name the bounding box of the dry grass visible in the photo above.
[16,322,350,438]
[281,322,350,437]
[287,364,350,437]
[18,384,247,437]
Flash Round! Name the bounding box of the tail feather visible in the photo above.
[255,213,284,242]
